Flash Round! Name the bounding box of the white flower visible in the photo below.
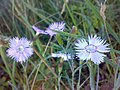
[75,35,110,64]
[32,25,48,35]
[51,53,71,61]
[6,37,34,63]
[46,22,65,36]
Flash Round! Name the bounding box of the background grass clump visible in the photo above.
[0,0,120,90]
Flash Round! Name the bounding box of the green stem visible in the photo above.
[43,36,52,56]
[77,61,83,90]
[58,74,61,90]
[12,61,15,80]
[88,62,95,90]
[114,60,120,87]
[33,47,57,77]
[72,59,74,90]
[96,65,99,90]
[77,67,82,90]
[30,62,42,90]
[21,63,29,90]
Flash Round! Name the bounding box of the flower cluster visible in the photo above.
[6,21,110,65]
[7,37,33,63]
[32,21,65,37]
[32,21,110,64]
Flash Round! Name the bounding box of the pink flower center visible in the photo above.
[85,44,97,53]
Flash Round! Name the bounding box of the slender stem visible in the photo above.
[72,60,74,90]
[114,60,120,87]
[12,60,16,83]
[21,63,29,90]
[88,63,95,90]
[77,67,82,90]
[31,62,42,90]
[12,0,15,30]
[67,60,73,72]
[61,0,69,14]
[33,47,57,77]
[33,48,69,90]
[72,73,74,90]
[96,65,99,90]
[79,76,90,88]
[43,36,52,55]
[58,74,61,90]
[77,61,83,90]
[67,60,74,89]
[25,63,29,90]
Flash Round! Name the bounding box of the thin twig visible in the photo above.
[43,36,52,55]
[61,0,69,15]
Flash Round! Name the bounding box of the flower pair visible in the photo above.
[32,22,65,37]
[52,35,110,65]
[6,21,65,63]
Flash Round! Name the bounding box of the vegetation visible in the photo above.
[0,0,120,90]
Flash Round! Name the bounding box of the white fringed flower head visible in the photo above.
[46,22,65,37]
[51,53,71,61]
[75,35,110,64]
[6,37,34,63]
